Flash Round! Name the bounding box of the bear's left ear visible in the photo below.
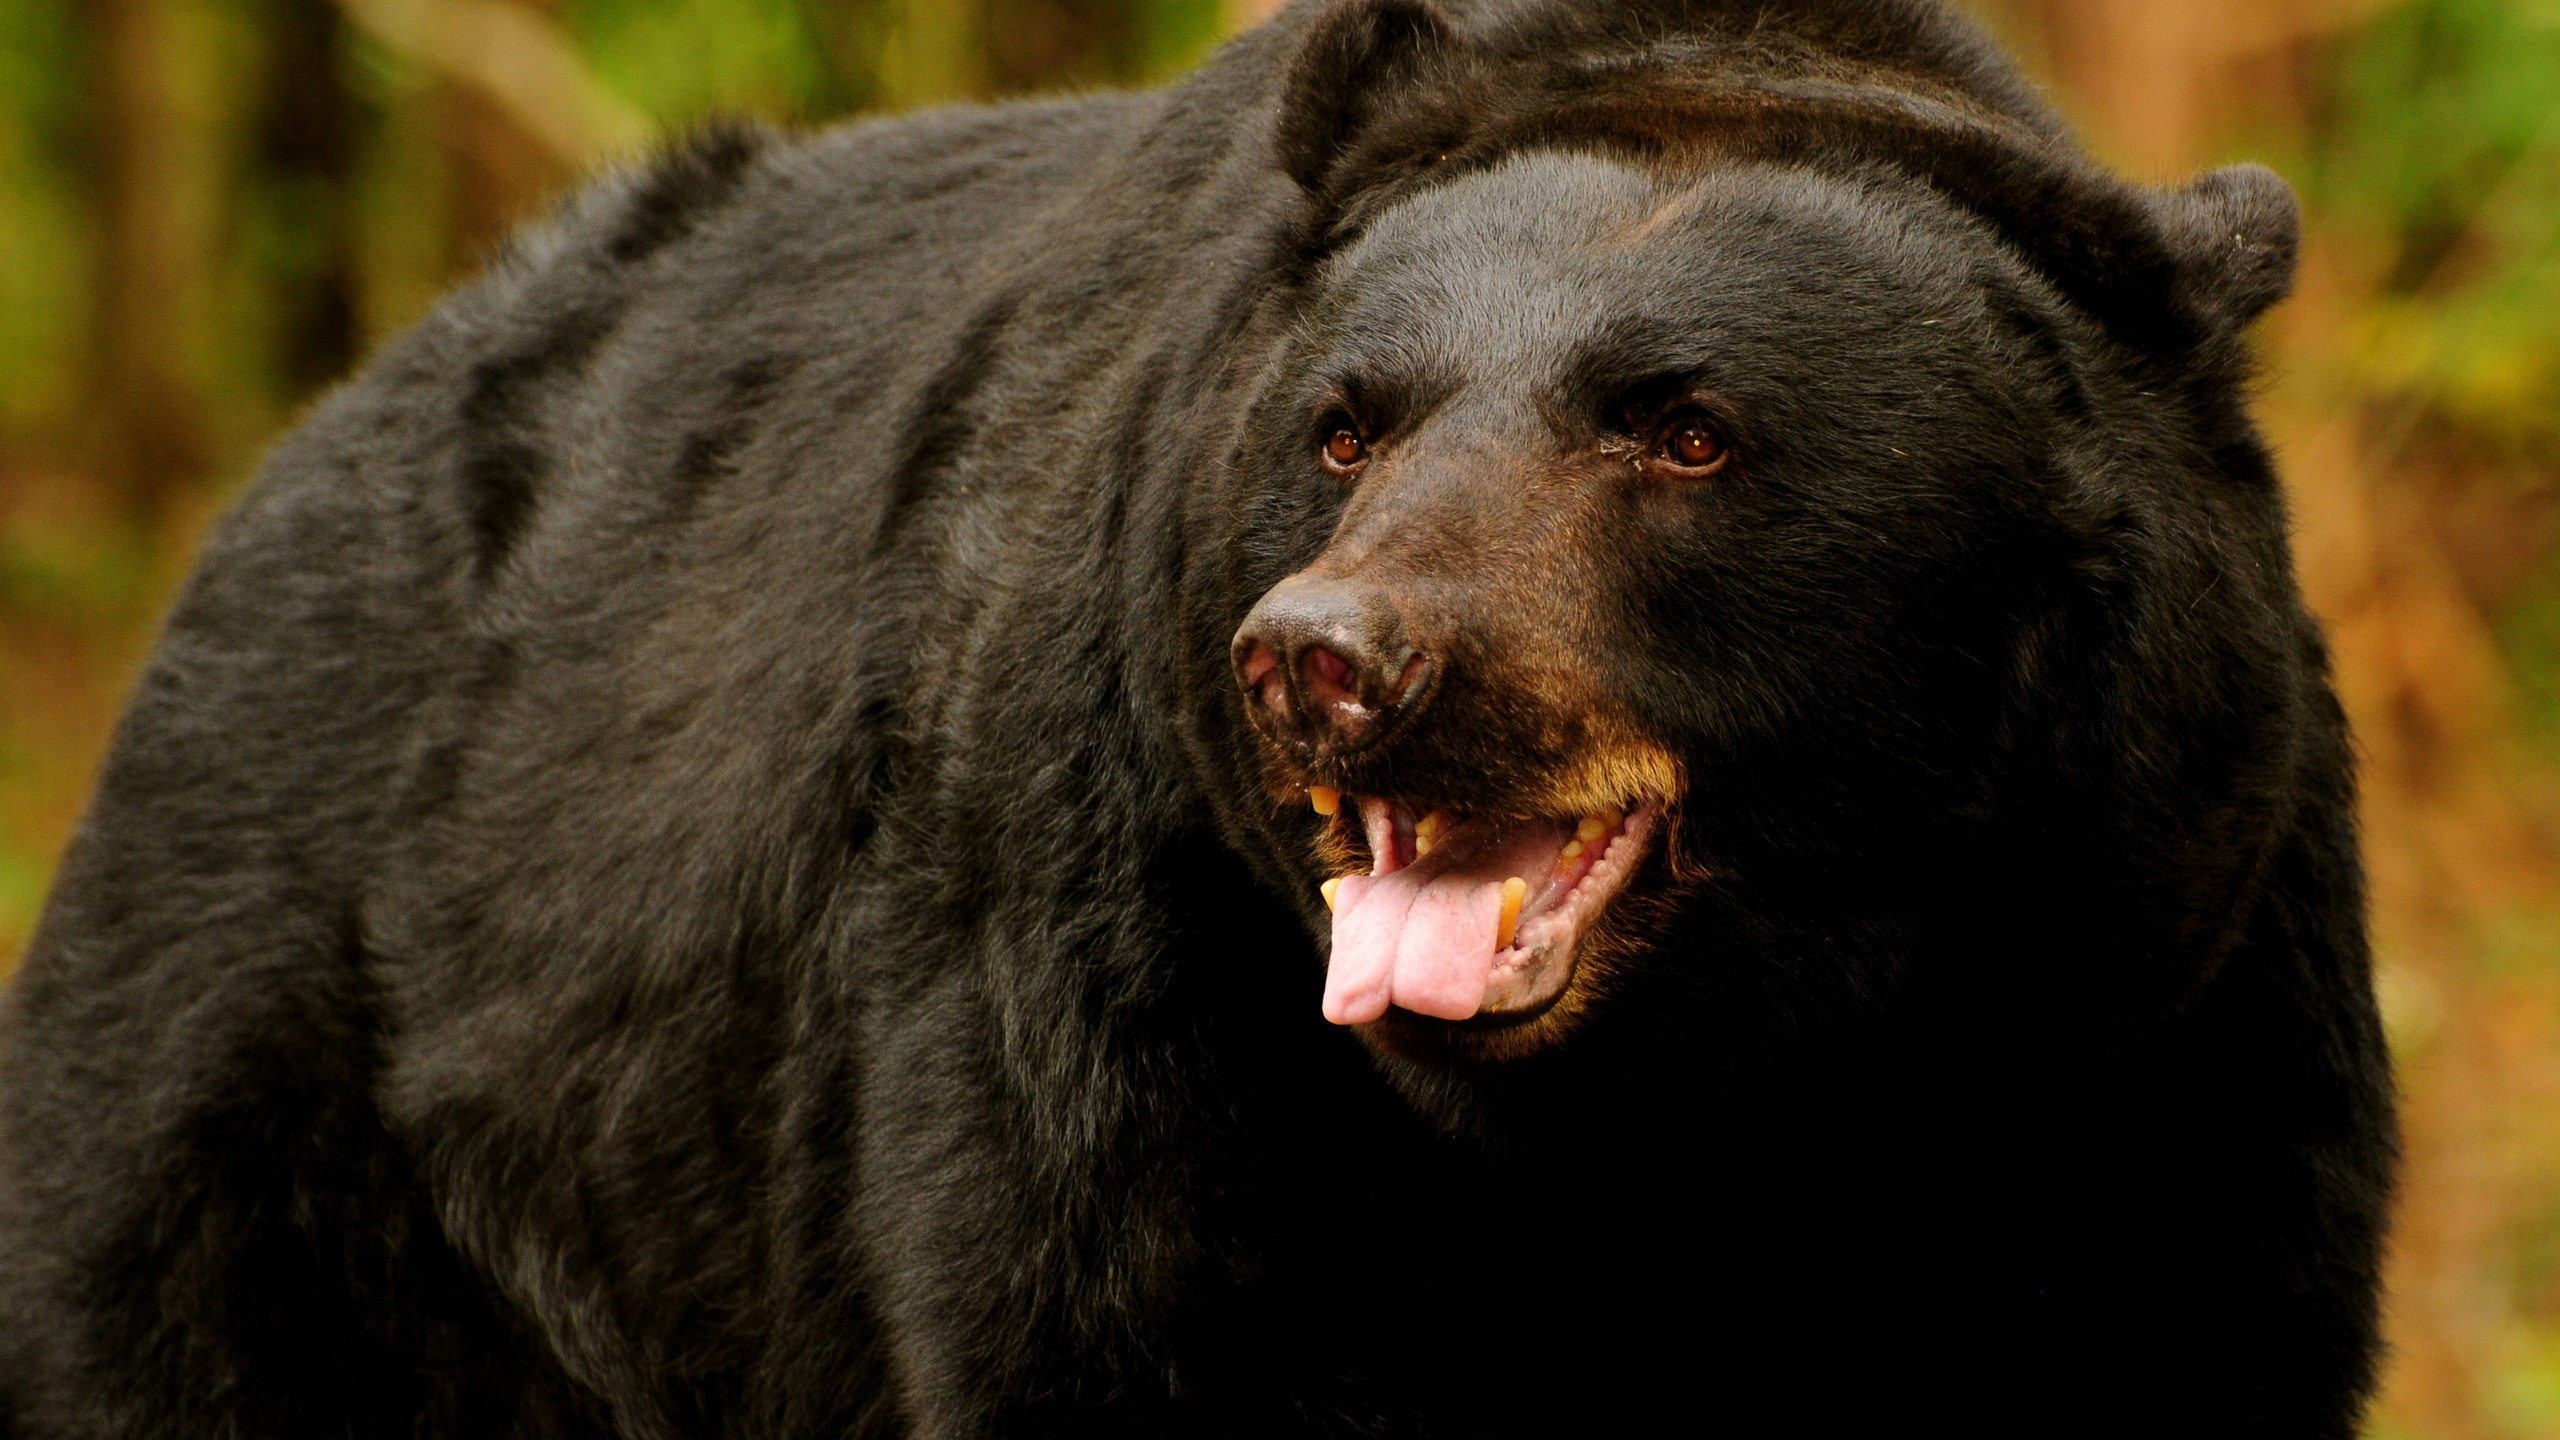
[1275,0,1456,195]
[2153,163,2300,335]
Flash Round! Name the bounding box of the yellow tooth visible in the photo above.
[1414,809,1446,857]
[1575,815,1609,844]
[1497,877,1527,950]
[1321,877,1341,911]
[1561,839,1585,861]
[1309,786,1341,816]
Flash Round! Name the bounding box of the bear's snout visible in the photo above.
[1232,574,1436,759]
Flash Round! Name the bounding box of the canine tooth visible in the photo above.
[1575,815,1609,844]
[1309,786,1341,816]
[1496,877,1527,950]
[1321,877,1342,912]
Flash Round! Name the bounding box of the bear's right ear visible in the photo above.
[1276,0,1455,195]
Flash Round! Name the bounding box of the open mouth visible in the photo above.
[1313,792,1661,1027]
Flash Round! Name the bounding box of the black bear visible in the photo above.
[0,0,2395,1435]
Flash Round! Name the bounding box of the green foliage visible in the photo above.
[0,0,86,426]
[2307,0,2560,454]
[2507,569,2560,746]
[574,0,837,123]
[0,849,44,961]
[1137,0,1222,78]
[564,0,1226,126]
[2304,0,2560,773]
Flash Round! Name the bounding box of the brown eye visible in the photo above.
[1659,419,1728,473]
[1322,427,1368,474]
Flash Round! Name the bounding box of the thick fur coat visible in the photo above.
[0,1,2393,1435]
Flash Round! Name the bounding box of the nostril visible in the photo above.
[1394,653,1426,703]
[1236,639,1292,722]
[1301,646,1356,704]
[1237,641,1280,690]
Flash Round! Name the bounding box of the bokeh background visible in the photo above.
[0,0,2555,1430]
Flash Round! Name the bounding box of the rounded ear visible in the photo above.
[1276,0,1455,195]
[2155,163,2301,335]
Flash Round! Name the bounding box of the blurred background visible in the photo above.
[0,0,2553,1430]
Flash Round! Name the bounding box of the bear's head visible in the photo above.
[1206,0,2314,1081]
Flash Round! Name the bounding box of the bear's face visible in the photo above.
[1228,151,2099,1062]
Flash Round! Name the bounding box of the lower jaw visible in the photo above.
[1362,965,1603,1066]
[1470,883,1618,1024]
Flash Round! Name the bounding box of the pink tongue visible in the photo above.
[1321,865,1504,1025]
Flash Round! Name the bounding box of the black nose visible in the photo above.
[1231,575,1434,757]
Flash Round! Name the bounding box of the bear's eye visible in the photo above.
[1656,417,1729,474]
[1321,427,1368,475]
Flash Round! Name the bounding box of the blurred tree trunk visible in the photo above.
[84,0,209,524]
[868,0,1198,114]
[258,0,365,394]
[435,0,577,268]
[2015,0,2214,178]
[980,0,1139,92]
[330,0,648,274]
[2000,0,2386,178]
[439,72,572,267]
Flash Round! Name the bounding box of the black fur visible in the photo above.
[0,1,2391,1435]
